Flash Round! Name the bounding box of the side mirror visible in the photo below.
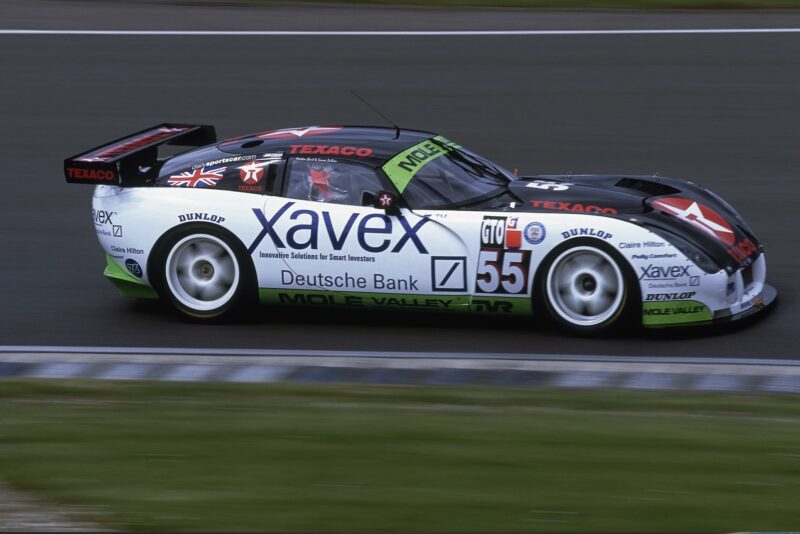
[363,191,401,215]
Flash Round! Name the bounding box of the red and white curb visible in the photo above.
[1,346,799,393]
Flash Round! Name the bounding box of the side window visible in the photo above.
[285,158,383,206]
[157,156,282,195]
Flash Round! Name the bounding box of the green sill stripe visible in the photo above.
[259,288,532,315]
[103,255,159,299]
[642,300,711,326]
[382,135,460,193]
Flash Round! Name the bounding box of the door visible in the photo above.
[257,157,470,312]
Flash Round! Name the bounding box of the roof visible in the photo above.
[217,125,435,163]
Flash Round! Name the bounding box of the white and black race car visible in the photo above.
[65,124,776,333]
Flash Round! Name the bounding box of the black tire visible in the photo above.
[534,238,640,335]
[150,224,256,320]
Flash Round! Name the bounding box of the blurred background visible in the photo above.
[1,0,799,530]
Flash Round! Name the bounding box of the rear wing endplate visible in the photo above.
[64,123,216,185]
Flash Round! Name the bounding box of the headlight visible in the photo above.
[645,225,722,274]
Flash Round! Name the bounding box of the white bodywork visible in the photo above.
[93,184,766,325]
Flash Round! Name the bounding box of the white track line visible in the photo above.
[0,345,797,366]
[1,28,800,36]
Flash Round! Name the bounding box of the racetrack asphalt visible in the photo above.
[1,1,798,358]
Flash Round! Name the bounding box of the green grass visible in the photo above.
[0,380,799,530]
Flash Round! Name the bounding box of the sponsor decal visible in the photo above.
[530,200,618,215]
[124,258,143,278]
[376,192,395,208]
[66,167,116,182]
[238,160,269,184]
[178,213,226,224]
[630,253,678,260]
[470,297,532,315]
[77,127,188,162]
[93,209,123,237]
[258,126,342,139]
[238,184,262,193]
[260,288,467,310]
[237,157,279,192]
[477,216,531,294]
[296,157,338,164]
[639,264,700,288]
[289,145,373,157]
[193,154,256,169]
[619,241,665,249]
[281,270,419,291]
[651,197,735,246]
[523,222,546,245]
[525,180,571,191]
[506,217,521,248]
[561,228,613,240]
[167,166,225,188]
[480,216,508,248]
[642,300,711,326]
[431,256,468,292]
[248,202,430,255]
[111,245,144,255]
[93,209,115,225]
[639,264,691,281]
[382,135,460,193]
[259,290,531,314]
[480,216,521,249]
[727,238,759,263]
[257,251,377,263]
[475,249,531,294]
[645,291,696,301]
[471,299,512,313]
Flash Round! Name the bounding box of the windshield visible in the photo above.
[382,136,514,209]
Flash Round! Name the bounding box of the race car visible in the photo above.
[64,123,776,333]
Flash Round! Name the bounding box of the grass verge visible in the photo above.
[0,379,798,530]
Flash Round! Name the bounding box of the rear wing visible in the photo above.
[64,123,216,186]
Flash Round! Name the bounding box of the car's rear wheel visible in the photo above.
[539,239,638,334]
[154,226,255,319]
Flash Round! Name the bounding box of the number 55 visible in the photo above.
[476,249,530,294]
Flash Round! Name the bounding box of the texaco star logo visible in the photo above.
[258,126,342,140]
[377,192,394,208]
[651,197,735,246]
[238,160,270,184]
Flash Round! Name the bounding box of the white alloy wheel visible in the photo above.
[165,234,240,313]
[545,245,626,328]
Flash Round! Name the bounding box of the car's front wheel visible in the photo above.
[154,226,255,319]
[539,239,639,335]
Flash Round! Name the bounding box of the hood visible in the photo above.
[508,174,762,272]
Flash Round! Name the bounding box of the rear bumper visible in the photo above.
[103,255,158,299]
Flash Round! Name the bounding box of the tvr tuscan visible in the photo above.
[65,123,776,333]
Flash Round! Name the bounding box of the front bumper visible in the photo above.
[643,253,776,328]
[711,282,777,325]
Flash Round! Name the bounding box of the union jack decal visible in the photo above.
[167,166,226,188]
